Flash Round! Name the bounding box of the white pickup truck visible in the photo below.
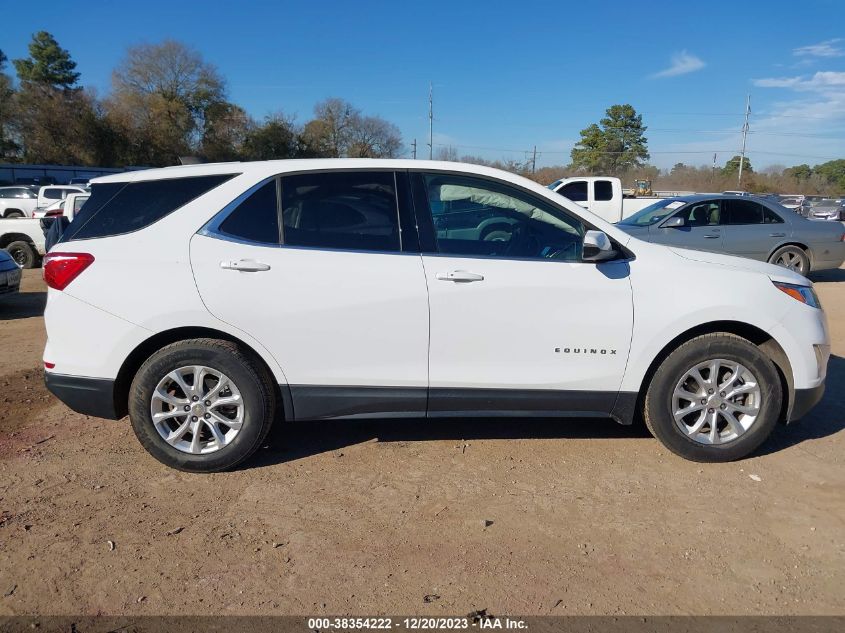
[0,218,46,268]
[548,176,692,223]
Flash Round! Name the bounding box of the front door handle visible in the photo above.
[220,259,271,272]
[770,232,786,237]
[703,235,720,239]
[435,270,484,282]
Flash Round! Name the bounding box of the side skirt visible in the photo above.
[287,385,638,424]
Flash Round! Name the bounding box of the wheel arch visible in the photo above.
[635,320,793,425]
[768,241,810,265]
[0,233,36,249]
[113,326,291,420]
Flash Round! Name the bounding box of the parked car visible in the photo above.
[779,196,803,211]
[799,198,843,221]
[0,186,39,218]
[68,177,90,186]
[548,176,668,223]
[0,248,21,298]
[41,160,829,472]
[0,218,47,268]
[617,194,845,275]
[36,185,86,211]
[32,199,65,220]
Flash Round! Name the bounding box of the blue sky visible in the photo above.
[4,0,845,169]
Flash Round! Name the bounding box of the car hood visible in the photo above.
[668,246,809,285]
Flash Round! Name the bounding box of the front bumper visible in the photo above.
[44,372,121,419]
[789,383,825,422]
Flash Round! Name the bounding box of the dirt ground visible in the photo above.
[0,268,843,617]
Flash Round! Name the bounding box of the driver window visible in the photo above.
[423,174,584,261]
[680,200,720,227]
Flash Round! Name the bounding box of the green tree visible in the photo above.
[571,104,649,173]
[242,114,302,160]
[0,49,19,159]
[108,40,227,165]
[813,159,845,190]
[722,155,753,176]
[200,101,251,162]
[784,163,812,181]
[13,31,80,88]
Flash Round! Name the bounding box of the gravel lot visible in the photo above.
[0,268,843,616]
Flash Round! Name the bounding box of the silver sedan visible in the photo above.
[617,194,845,275]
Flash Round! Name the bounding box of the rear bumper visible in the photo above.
[44,372,121,420]
[789,383,825,422]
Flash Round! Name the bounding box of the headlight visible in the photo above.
[772,281,821,309]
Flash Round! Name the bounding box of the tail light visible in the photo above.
[43,252,94,290]
[45,208,64,217]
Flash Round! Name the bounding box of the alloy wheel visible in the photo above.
[150,365,244,454]
[774,250,805,273]
[672,359,762,445]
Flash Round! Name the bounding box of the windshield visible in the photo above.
[618,199,686,226]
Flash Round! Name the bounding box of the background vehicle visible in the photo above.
[42,160,828,472]
[799,198,843,221]
[0,218,47,268]
[0,186,38,218]
[547,176,693,223]
[617,194,845,275]
[779,196,803,211]
[0,249,21,298]
[36,185,86,210]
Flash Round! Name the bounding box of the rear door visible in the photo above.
[651,199,723,251]
[190,170,430,420]
[721,198,786,261]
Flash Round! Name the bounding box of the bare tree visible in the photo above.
[347,115,402,158]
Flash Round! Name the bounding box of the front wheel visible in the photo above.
[129,338,276,472]
[643,333,782,462]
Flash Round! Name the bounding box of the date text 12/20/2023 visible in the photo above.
[306,617,528,630]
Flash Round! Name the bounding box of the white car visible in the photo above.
[36,185,86,211]
[33,192,90,220]
[0,186,38,218]
[42,160,830,471]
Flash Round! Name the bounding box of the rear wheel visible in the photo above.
[6,241,36,268]
[643,333,782,462]
[769,245,809,275]
[4,210,24,219]
[129,338,276,472]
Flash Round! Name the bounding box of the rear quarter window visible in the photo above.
[63,174,237,241]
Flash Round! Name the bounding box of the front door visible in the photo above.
[191,170,430,420]
[652,199,723,251]
[412,172,634,417]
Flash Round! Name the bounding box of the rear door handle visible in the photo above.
[220,259,271,272]
[435,270,484,282]
[770,232,786,237]
[703,235,720,239]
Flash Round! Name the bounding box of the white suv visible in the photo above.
[42,160,830,471]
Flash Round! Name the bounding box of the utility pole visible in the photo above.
[531,145,537,174]
[411,139,416,159]
[738,94,751,189]
[427,82,433,160]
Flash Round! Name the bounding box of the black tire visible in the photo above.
[129,338,276,472]
[4,210,24,219]
[6,241,36,268]
[643,333,783,462]
[768,245,809,275]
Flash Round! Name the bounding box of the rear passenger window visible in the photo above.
[725,199,764,225]
[64,174,237,241]
[594,180,613,201]
[559,181,587,202]
[281,172,400,252]
[763,207,784,224]
[218,180,279,245]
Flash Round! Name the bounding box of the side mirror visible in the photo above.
[582,230,617,262]
[661,216,685,228]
